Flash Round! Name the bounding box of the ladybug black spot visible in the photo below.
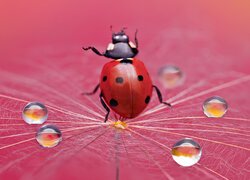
[138,75,144,81]
[145,96,150,104]
[116,77,124,84]
[110,99,118,107]
[103,76,107,82]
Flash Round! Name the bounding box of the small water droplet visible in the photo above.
[158,65,184,89]
[203,96,228,118]
[171,138,202,167]
[36,125,62,148]
[22,102,48,124]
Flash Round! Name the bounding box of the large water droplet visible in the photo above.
[203,96,228,118]
[36,125,62,148]
[171,138,202,167]
[22,102,48,124]
[158,65,184,89]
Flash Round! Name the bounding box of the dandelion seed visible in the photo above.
[112,120,127,130]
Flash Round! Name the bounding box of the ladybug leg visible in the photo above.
[82,46,104,56]
[82,84,100,95]
[134,29,139,47]
[129,30,139,56]
[100,93,110,122]
[153,85,171,107]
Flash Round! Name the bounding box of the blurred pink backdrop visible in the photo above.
[0,1,250,180]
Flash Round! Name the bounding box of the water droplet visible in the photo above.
[158,65,184,89]
[203,96,228,118]
[171,138,202,167]
[22,102,48,124]
[36,125,62,148]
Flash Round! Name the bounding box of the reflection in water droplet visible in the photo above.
[158,65,184,89]
[203,96,228,118]
[171,138,202,167]
[36,125,62,148]
[22,102,48,124]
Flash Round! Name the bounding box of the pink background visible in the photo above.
[0,0,250,179]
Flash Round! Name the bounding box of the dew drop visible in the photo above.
[36,125,62,148]
[171,138,202,167]
[203,96,228,118]
[22,102,48,124]
[158,65,184,89]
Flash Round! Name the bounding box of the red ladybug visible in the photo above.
[83,28,171,122]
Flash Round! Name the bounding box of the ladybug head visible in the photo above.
[112,28,129,44]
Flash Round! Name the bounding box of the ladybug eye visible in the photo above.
[115,36,120,39]
[122,35,127,39]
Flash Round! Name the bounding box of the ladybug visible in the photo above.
[82,28,171,122]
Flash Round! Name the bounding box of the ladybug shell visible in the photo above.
[100,58,153,118]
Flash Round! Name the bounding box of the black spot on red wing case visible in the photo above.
[110,98,118,107]
[102,76,107,82]
[115,77,124,84]
[138,75,144,81]
[145,96,151,104]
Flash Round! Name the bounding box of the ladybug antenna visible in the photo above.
[110,25,115,35]
[121,27,127,33]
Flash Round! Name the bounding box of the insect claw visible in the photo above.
[163,102,172,107]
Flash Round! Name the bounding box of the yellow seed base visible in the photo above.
[112,120,127,130]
